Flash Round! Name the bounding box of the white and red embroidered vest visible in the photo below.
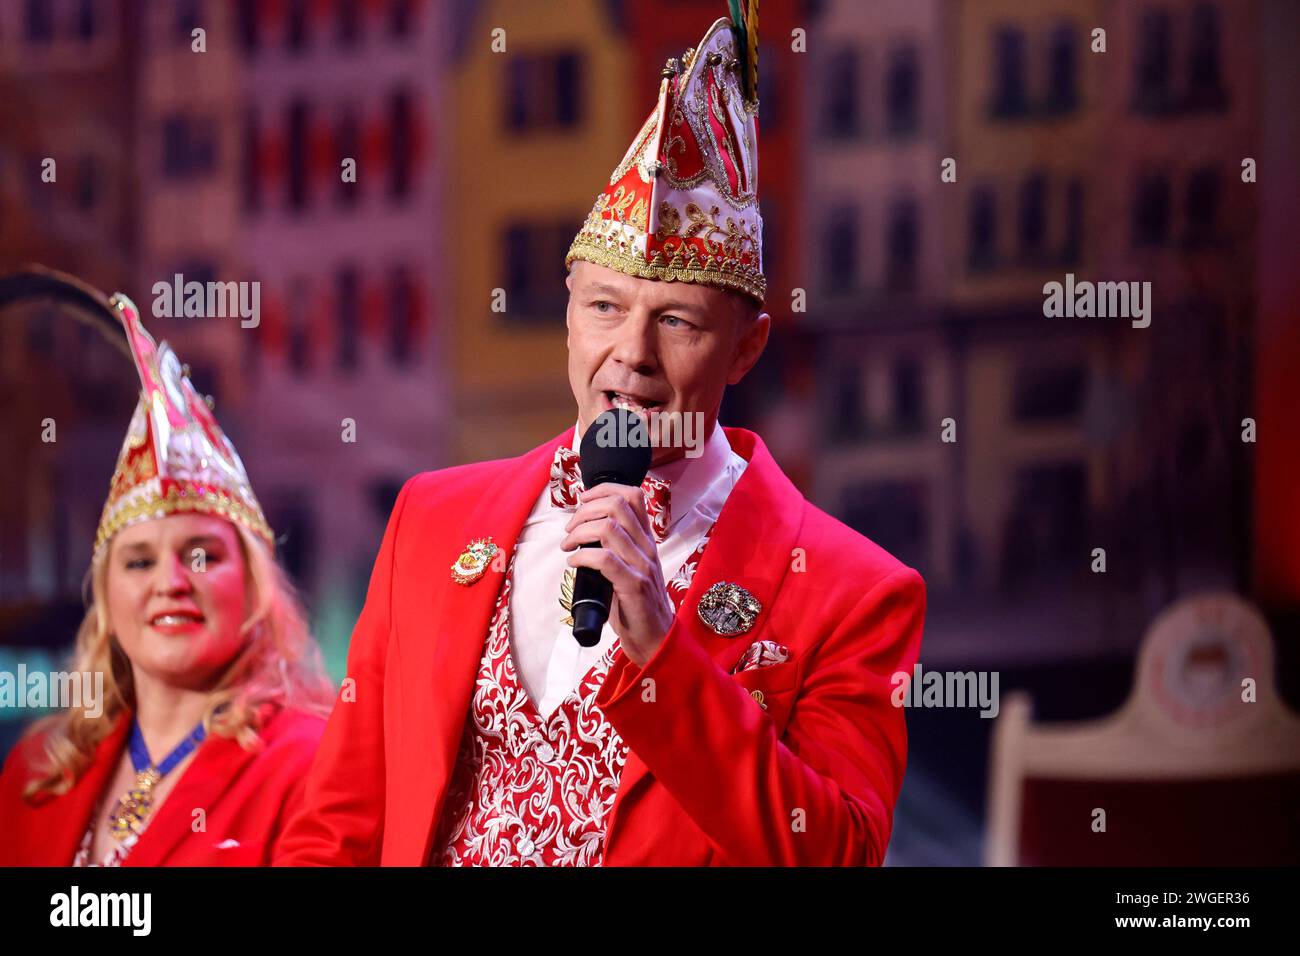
[430,526,714,866]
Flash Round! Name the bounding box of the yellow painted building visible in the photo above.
[947,0,1118,590]
[449,0,632,463]
[948,0,1105,305]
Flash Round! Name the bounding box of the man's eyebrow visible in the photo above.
[582,283,706,315]
[583,283,630,298]
[652,300,707,315]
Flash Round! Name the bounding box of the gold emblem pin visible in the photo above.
[697,582,762,637]
[451,538,499,585]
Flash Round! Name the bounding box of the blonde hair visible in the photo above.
[22,521,336,801]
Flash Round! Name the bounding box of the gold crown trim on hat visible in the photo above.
[566,235,766,303]
[94,479,275,557]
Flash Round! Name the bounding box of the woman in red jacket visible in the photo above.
[0,294,334,866]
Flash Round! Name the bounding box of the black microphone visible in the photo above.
[571,407,653,647]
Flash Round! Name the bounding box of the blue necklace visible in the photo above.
[107,718,207,841]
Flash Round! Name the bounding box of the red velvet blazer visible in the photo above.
[0,706,325,866]
[276,427,926,866]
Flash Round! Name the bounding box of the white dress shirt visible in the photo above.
[509,422,747,718]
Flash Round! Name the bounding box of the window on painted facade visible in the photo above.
[287,282,309,374]
[885,46,919,137]
[74,154,98,210]
[1045,24,1078,114]
[555,52,583,127]
[1062,179,1084,265]
[25,151,52,212]
[243,287,262,377]
[387,268,417,366]
[1134,9,1173,113]
[1177,418,1211,475]
[174,0,203,42]
[824,206,857,293]
[990,27,1028,118]
[237,0,259,53]
[286,99,310,212]
[885,199,918,293]
[336,268,361,372]
[828,363,865,441]
[504,52,584,132]
[1012,363,1086,422]
[892,358,924,434]
[756,42,778,131]
[24,0,54,44]
[369,478,405,523]
[823,48,859,138]
[501,222,570,321]
[389,0,414,39]
[174,260,217,291]
[968,186,997,271]
[388,90,414,200]
[335,110,362,207]
[1184,166,1221,246]
[161,115,217,180]
[26,307,55,356]
[1186,3,1227,110]
[184,362,218,405]
[1132,172,1171,247]
[1018,173,1047,261]
[286,0,309,54]
[70,321,131,423]
[759,197,778,289]
[242,108,261,212]
[842,481,928,572]
[505,58,528,129]
[336,0,362,47]
[76,0,97,41]
[268,495,316,588]
[1000,462,1087,586]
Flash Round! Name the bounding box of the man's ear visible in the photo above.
[727,311,770,386]
[564,268,575,341]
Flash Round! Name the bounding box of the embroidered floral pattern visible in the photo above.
[730,639,790,674]
[549,446,672,543]
[72,820,140,868]
[667,521,714,603]
[431,559,627,867]
[432,526,715,867]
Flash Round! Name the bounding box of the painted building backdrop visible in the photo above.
[1,0,1296,865]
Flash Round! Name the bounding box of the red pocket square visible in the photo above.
[730,640,790,674]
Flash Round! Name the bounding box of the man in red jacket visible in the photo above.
[276,10,925,867]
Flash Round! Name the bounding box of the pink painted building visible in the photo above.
[230,0,452,666]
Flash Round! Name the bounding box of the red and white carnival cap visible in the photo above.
[565,4,765,305]
[93,294,273,557]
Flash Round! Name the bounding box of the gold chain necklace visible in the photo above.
[107,767,163,841]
